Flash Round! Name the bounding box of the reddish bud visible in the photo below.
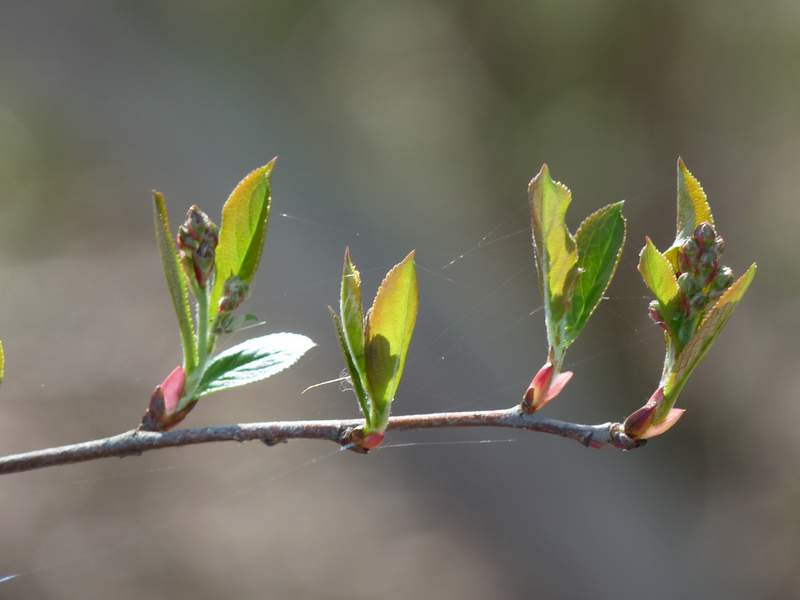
[140,366,191,431]
[361,432,385,450]
[623,387,686,440]
[639,408,685,439]
[522,362,573,413]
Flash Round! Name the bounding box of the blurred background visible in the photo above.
[0,1,795,597]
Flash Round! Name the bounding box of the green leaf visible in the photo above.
[528,164,579,325]
[0,340,5,384]
[210,160,275,327]
[196,332,315,397]
[567,201,626,341]
[329,308,371,420]
[364,251,418,423]
[662,263,756,414]
[638,237,679,308]
[153,191,197,372]
[340,247,368,388]
[676,157,714,240]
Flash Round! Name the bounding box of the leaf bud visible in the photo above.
[141,366,190,431]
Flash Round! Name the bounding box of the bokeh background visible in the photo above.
[0,1,795,598]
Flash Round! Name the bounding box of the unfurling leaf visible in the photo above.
[676,157,714,241]
[525,164,625,408]
[663,263,757,414]
[332,249,419,440]
[210,160,275,328]
[195,332,315,397]
[365,251,418,417]
[340,248,368,395]
[638,237,679,308]
[529,164,579,331]
[153,192,197,372]
[569,201,626,340]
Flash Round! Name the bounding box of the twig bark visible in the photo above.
[0,407,642,475]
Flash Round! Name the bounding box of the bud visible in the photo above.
[141,366,190,431]
[677,273,696,297]
[522,362,573,413]
[698,251,718,284]
[218,275,250,314]
[623,387,686,440]
[694,222,716,249]
[690,292,707,311]
[714,235,726,256]
[678,238,700,272]
[177,205,218,289]
[713,266,734,291]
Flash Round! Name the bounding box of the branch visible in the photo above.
[0,407,642,475]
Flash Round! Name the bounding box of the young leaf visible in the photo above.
[329,308,371,419]
[567,201,626,340]
[0,340,5,383]
[210,160,275,326]
[638,237,679,308]
[666,158,715,269]
[340,248,368,388]
[676,157,714,241]
[663,263,757,413]
[195,332,315,397]
[528,164,579,325]
[153,191,197,372]
[364,251,418,423]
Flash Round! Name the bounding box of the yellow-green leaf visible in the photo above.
[153,191,197,371]
[210,159,275,326]
[663,263,756,414]
[528,164,579,323]
[364,251,418,418]
[340,247,368,388]
[330,308,371,420]
[677,157,714,240]
[0,340,5,383]
[638,237,679,308]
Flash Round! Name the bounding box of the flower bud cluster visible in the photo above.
[214,275,250,334]
[647,222,733,335]
[177,205,219,289]
[676,222,732,319]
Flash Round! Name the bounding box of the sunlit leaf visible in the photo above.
[638,237,679,308]
[567,201,626,340]
[340,247,368,389]
[153,191,197,371]
[676,157,714,240]
[364,251,418,420]
[210,160,275,326]
[0,340,5,384]
[662,263,757,415]
[528,164,579,325]
[330,308,371,419]
[196,332,315,397]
